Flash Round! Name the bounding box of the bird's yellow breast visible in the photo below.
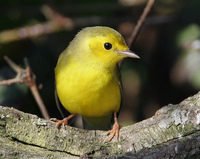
[55,62,121,117]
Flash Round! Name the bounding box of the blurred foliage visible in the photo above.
[0,0,200,126]
[171,24,200,89]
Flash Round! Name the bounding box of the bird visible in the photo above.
[54,26,139,141]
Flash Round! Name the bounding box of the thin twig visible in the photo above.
[0,56,50,119]
[24,58,50,119]
[127,0,155,48]
[0,78,23,85]
[0,5,74,44]
[119,0,155,69]
[4,56,22,73]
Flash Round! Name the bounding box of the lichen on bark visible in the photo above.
[1,91,200,158]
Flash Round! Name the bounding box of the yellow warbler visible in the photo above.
[54,26,139,141]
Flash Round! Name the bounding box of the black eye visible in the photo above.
[104,42,112,50]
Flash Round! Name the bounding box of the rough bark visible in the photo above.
[1,92,200,158]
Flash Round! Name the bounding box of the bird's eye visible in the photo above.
[104,42,112,50]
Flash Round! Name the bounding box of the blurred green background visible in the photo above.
[0,0,200,126]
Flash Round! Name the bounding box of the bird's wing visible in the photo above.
[54,82,75,124]
[108,74,124,127]
[118,73,124,118]
[110,65,124,125]
[55,83,64,118]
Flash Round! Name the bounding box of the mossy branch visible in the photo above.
[1,91,200,158]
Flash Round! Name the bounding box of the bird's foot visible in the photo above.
[106,112,120,142]
[106,121,120,141]
[50,114,75,128]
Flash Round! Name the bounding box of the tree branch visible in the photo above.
[1,91,200,158]
[0,56,50,119]
[127,0,155,48]
[0,5,74,44]
[118,0,155,68]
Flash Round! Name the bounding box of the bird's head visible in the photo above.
[68,26,139,69]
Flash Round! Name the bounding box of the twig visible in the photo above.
[0,56,50,119]
[0,5,74,44]
[119,0,155,68]
[0,78,23,85]
[127,0,155,47]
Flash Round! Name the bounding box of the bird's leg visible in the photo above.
[106,111,120,141]
[51,114,75,128]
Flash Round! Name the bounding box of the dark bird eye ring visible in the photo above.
[104,42,112,50]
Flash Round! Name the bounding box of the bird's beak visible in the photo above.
[117,50,140,59]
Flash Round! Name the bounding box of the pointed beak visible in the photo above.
[117,50,140,59]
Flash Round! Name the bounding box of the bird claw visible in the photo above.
[56,118,69,128]
[50,117,68,128]
[106,122,120,142]
[50,114,75,128]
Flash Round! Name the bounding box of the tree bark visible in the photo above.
[1,92,200,158]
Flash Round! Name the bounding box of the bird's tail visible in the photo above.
[82,114,112,130]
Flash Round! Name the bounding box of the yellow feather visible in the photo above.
[55,26,139,131]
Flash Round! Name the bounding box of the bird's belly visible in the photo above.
[56,68,121,117]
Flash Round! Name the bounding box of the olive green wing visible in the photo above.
[54,82,75,124]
